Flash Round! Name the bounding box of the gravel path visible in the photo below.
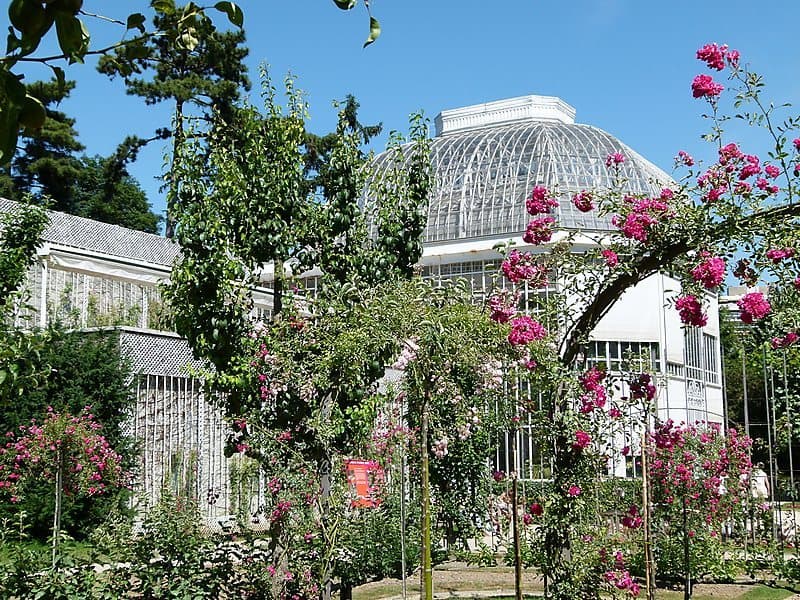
[352,562,799,599]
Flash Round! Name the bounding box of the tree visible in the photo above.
[303,94,382,194]
[0,327,138,541]
[97,0,251,236]
[0,198,47,308]
[1,1,383,171]
[162,70,438,597]
[472,43,800,599]
[721,291,800,497]
[0,79,84,213]
[0,2,248,165]
[160,40,800,599]
[0,408,124,567]
[73,155,161,233]
[0,79,162,231]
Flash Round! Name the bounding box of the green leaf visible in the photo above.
[0,370,6,386]
[333,0,357,9]
[6,29,21,55]
[151,0,174,15]
[182,2,201,18]
[0,71,25,165]
[213,1,243,27]
[125,12,146,33]
[178,27,199,51]
[50,65,66,93]
[54,12,89,63]
[363,16,380,48]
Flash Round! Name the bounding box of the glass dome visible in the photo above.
[369,95,672,244]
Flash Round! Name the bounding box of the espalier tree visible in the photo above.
[163,70,447,598]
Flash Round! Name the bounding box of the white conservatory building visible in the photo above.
[0,94,724,509]
[370,95,725,479]
[0,197,275,521]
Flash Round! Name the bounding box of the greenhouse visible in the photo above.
[0,94,726,508]
[369,95,724,479]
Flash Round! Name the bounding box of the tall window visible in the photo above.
[684,328,719,384]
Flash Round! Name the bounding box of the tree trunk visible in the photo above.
[641,430,656,600]
[165,99,185,239]
[683,502,692,600]
[319,393,334,600]
[320,450,333,600]
[273,258,284,319]
[51,451,62,569]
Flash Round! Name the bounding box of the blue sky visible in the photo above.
[5,1,800,224]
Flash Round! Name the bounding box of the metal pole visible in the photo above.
[742,351,750,440]
[784,351,796,496]
[400,399,408,600]
[763,347,777,540]
[720,333,729,430]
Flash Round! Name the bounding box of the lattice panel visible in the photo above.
[120,329,205,377]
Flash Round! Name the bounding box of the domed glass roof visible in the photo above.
[369,95,671,244]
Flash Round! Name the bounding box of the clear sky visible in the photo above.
[5,1,800,225]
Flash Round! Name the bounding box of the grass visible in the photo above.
[739,586,797,600]
[0,538,95,564]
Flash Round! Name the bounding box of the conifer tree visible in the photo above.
[97,0,251,237]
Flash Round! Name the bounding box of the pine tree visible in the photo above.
[0,79,84,213]
[0,79,162,233]
[97,0,251,237]
[73,156,162,234]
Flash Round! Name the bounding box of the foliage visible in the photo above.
[0,408,124,501]
[465,43,800,600]
[0,198,47,310]
[165,72,308,375]
[644,422,752,584]
[97,0,251,236]
[165,71,431,377]
[98,0,250,124]
[214,279,508,595]
[0,79,84,212]
[0,1,247,166]
[302,94,382,195]
[0,78,161,231]
[0,200,49,419]
[0,408,125,567]
[72,155,161,233]
[330,0,382,48]
[721,298,800,498]
[333,486,422,589]
[0,493,283,599]
[0,328,137,540]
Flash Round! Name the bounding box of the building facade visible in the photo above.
[369,95,725,479]
[1,95,725,505]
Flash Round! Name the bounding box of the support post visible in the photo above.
[510,428,523,600]
[641,430,656,600]
[420,389,433,600]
